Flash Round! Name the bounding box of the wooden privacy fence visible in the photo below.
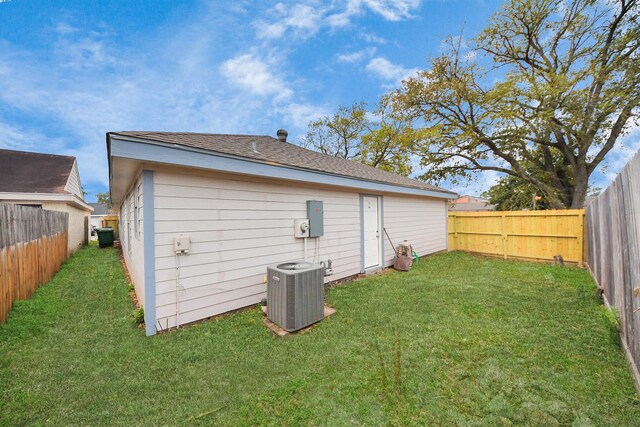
[0,203,69,324]
[448,210,585,264]
[586,149,640,390]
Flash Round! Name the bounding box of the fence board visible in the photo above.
[448,210,585,264]
[0,203,69,324]
[586,150,640,392]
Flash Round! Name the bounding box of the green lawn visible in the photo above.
[1,246,639,426]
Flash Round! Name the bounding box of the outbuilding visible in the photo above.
[0,148,93,254]
[107,130,456,335]
[89,203,110,229]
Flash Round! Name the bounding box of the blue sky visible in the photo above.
[0,0,637,201]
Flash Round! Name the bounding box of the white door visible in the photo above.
[363,196,380,269]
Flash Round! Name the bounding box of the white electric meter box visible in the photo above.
[294,219,310,238]
[173,234,191,254]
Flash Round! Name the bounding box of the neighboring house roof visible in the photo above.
[108,131,456,196]
[0,148,92,211]
[450,201,496,211]
[454,195,489,204]
[0,149,75,194]
[89,203,109,216]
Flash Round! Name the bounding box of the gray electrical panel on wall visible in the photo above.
[307,200,324,237]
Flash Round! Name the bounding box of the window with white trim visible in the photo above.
[134,183,139,240]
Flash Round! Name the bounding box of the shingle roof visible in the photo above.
[89,203,109,215]
[0,149,75,194]
[109,131,454,194]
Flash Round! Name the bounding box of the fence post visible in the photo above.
[501,214,507,259]
[451,214,457,250]
[577,211,585,267]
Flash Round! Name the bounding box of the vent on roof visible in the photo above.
[276,129,288,142]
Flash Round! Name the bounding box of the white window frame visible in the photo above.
[133,183,139,240]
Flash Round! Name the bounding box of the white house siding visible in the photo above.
[64,161,84,198]
[38,201,90,254]
[119,174,146,307]
[382,194,448,266]
[152,168,363,329]
[143,167,449,330]
[90,215,107,229]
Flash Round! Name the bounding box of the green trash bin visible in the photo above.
[97,227,115,248]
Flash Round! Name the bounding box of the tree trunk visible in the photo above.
[570,167,589,209]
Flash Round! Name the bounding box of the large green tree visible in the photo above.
[304,99,418,176]
[304,103,368,160]
[482,175,551,210]
[393,0,639,208]
[95,192,111,206]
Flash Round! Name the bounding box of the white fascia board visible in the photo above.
[0,192,94,212]
[109,137,456,200]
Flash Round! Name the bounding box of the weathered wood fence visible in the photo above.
[0,203,68,324]
[448,210,585,264]
[586,150,640,390]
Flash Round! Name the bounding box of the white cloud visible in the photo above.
[281,102,329,130]
[361,0,421,21]
[360,31,387,44]
[219,53,332,131]
[337,51,366,63]
[254,3,325,40]
[325,11,352,28]
[254,0,421,40]
[220,54,292,100]
[365,56,418,86]
[325,0,362,28]
[0,121,66,154]
[55,22,77,35]
[336,47,376,63]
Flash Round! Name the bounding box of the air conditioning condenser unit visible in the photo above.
[267,261,324,332]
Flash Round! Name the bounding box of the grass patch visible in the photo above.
[1,247,639,425]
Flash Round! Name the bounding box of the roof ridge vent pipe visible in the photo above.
[276,129,288,142]
[252,141,260,154]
